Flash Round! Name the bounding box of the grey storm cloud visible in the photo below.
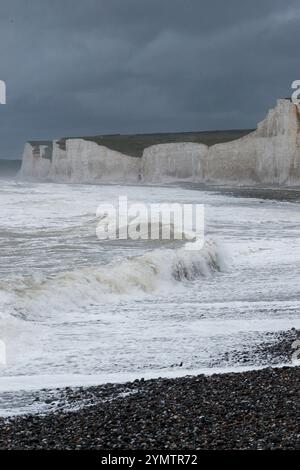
[0,0,299,158]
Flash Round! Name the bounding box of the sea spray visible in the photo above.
[0,239,227,318]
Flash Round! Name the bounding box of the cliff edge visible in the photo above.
[19,99,300,186]
[205,99,300,185]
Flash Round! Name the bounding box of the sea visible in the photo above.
[0,179,299,415]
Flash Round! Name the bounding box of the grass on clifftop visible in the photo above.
[57,129,253,157]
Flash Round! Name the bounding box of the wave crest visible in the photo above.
[1,239,227,317]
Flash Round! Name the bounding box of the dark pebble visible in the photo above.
[0,366,299,450]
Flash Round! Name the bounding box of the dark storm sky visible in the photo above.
[0,0,299,159]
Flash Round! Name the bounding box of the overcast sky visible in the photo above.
[0,0,299,159]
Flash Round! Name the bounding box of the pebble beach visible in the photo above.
[0,365,298,450]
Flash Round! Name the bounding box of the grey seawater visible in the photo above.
[0,179,300,415]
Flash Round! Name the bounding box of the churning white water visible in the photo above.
[0,180,300,415]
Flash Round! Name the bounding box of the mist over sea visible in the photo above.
[0,161,21,179]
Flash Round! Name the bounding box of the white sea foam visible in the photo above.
[1,182,300,416]
[0,362,294,394]
[0,239,227,319]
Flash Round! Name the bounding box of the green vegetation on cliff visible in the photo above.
[57,129,253,157]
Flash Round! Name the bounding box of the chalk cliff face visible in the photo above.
[19,99,300,186]
[20,139,141,183]
[19,142,52,180]
[49,139,141,183]
[206,100,300,185]
[142,142,208,183]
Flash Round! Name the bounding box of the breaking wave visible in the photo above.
[0,239,228,318]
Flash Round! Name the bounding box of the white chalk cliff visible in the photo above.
[19,99,300,186]
[20,139,141,183]
[205,99,300,185]
[142,142,208,183]
[20,142,52,180]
